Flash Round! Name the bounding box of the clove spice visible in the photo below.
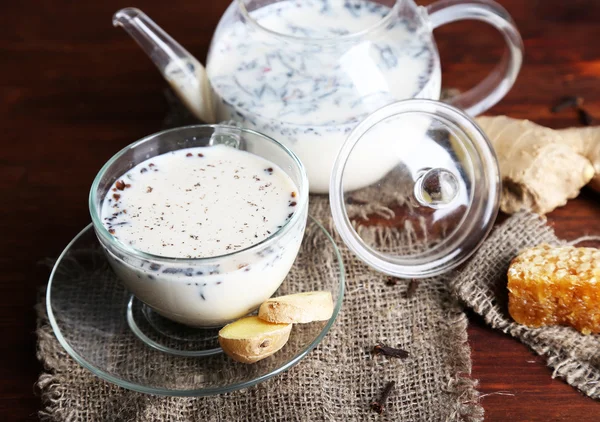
[372,343,409,359]
[551,95,583,113]
[370,381,396,414]
[346,196,368,205]
[385,277,398,286]
[405,279,420,298]
[551,95,595,126]
[577,108,594,126]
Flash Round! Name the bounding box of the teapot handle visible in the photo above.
[426,0,524,116]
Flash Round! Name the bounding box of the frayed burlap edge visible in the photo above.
[36,301,68,421]
[438,298,484,422]
[451,212,600,400]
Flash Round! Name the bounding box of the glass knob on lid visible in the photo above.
[329,99,501,278]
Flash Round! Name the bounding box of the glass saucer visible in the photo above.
[46,216,344,396]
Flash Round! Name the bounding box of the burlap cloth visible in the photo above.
[451,212,600,400]
[37,194,486,421]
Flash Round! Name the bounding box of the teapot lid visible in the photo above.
[329,99,500,278]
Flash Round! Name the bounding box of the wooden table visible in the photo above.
[1,0,598,420]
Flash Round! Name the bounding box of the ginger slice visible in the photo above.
[476,116,596,214]
[508,244,600,334]
[218,316,292,364]
[258,291,334,324]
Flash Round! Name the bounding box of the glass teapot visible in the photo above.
[114,0,522,193]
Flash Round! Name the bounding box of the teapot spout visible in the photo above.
[113,8,216,123]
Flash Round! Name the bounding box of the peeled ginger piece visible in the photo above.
[218,316,292,363]
[259,291,334,324]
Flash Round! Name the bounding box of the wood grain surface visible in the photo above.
[1,0,599,420]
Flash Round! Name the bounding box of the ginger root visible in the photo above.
[219,290,334,363]
[218,316,292,364]
[476,116,598,214]
[555,126,600,192]
[258,291,334,324]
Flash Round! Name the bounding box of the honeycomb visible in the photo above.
[507,244,600,335]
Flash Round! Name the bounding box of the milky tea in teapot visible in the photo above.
[200,0,439,192]
[116,0,522,193]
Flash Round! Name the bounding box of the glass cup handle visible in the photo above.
[426,0,524,116]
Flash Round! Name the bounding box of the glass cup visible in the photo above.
[89,125,309,328]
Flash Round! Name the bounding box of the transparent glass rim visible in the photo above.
[89,124,309,264]
[329,99,500,278]
[236,0,402,44]
[46,216,345,396]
